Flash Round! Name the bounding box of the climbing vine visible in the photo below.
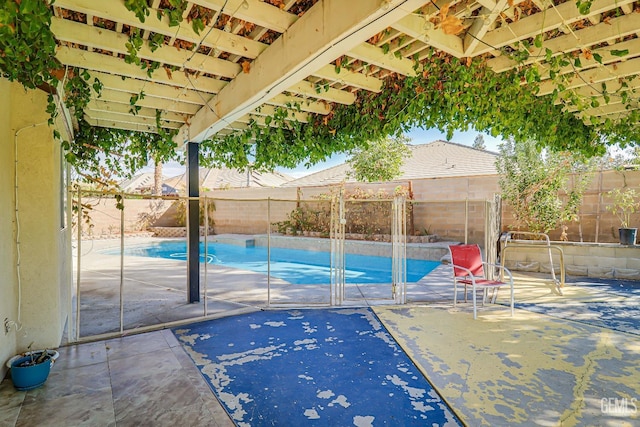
[0,0,58,90]
[199,52,621,171]
[506,38,639,144]
[1,0,638,183]
[68,119,179,182]
[124,0,208,35]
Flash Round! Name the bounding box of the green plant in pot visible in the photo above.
[606,188,639,245]
[6,344,59,391]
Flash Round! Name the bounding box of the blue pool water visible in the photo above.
[109,241,439,285]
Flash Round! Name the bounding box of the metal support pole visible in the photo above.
[267,197,271,307]
[187,142,200,303]
[119,192,125,334]
[204,196,209,316]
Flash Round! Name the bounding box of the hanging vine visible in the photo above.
[199,52,626,171]
[1,0,638,182]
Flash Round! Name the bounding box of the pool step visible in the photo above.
[210,234,255,247]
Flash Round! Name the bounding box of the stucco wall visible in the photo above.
[0,79,18,380]
[0,81,72,379]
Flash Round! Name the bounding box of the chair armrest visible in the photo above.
[483,262,513,283]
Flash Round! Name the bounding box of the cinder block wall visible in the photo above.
[501,242,640,280]
[76,197,175,237]
[83,170,640,244]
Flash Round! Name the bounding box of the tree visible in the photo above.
[347,135,411,182]
[496,138,592,235]
[153,157,163,196]
[472,134,486,150]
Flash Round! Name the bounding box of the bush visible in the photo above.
[273,186,412,238]
[174,199,215,229]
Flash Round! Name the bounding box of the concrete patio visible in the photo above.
[1,237,638,426]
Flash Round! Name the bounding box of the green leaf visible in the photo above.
[593,53,602,64]
[192,18,205,35]
[534,34,543,49]
[610,49,629,57]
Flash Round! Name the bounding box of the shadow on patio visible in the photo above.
[2,253,639,426]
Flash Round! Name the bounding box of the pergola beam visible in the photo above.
[537,56,640,96]
[576,102,639,119]
[390,13,464,58]
[85,110,181,128]
[463,0,510,56]
[191,0,297,33]
[95,88,202,115]
[52,17,242,79]
[181,0,430,143]
[312,64,383,92]
[555,78,640,107]
[286,81,356,105]
[347,42,419,76]
[487,13,640,73]
[85,117,157,133]
[88,71,213,106]
[537,38,640,82]
[87,100,190,123]
[55,0,265,58]
[267,93,332,115]
[472,0,637,56]
[56,46,227,94]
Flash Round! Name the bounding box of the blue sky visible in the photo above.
[147,127,505,178]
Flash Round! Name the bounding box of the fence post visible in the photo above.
[75,186,82,342]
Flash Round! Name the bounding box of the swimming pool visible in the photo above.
[108,241,440,285]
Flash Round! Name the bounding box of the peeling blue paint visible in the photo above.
[174,308,461,426]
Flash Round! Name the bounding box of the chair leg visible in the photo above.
[454,281,458,307]
[472,285,478,319]
[510,284,514,316]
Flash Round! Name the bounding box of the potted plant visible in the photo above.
[5,345,59,391]
[606,188,639,245]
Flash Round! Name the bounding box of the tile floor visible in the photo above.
[0,329,233,427]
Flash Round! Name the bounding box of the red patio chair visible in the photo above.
[448,244,514,319]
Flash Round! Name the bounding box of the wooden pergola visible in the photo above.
[50,0,639,302]
[52,0,639,144]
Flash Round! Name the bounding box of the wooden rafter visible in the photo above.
[46,0,640,140]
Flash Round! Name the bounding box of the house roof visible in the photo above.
[120,171,179,194]
[164,167,294,192]
[119,172,158,193]
[282,140,498,187]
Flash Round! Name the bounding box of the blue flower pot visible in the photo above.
[9,351,58,391]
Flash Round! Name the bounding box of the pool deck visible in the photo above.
[2,236,639,426]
